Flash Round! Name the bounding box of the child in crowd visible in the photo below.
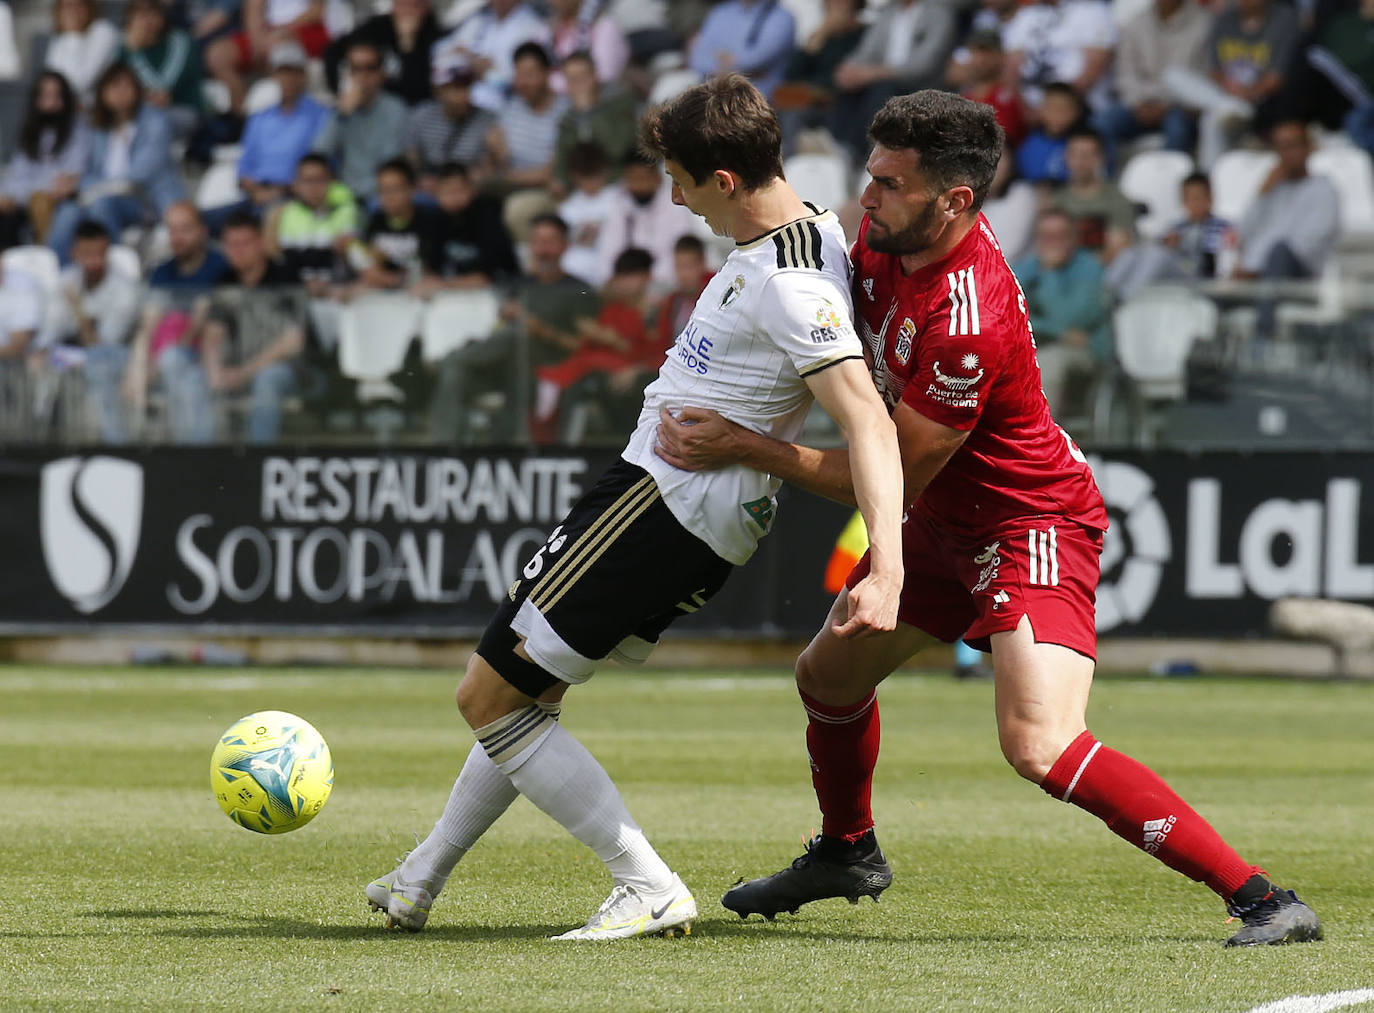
[557,140,618,286]
[533,246,656,442]
[1016,82,1085,184]
[1162,172,1238,279]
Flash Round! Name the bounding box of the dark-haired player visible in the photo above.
[365,75,905,941]
[656,90,1321,948]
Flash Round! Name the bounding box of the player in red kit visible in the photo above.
[655,90,1321,947]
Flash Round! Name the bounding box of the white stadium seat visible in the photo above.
[784,152,852,214]
[649,68,701,106]
[1119,149,1194,239]
[1209,149,1276,224]
[107,245,142,282]
[2,244,61,344]
[337,293,424,393]
[1114,286,1217,400]
[1309,145,1374,242]
[1113,285,1218,447]
[243,77,281,116]
[421,288,501,363]
[780,0,824,40]
[196,162,240,210]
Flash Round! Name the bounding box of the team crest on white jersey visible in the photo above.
[862,277,875,301]
[894,317,916,365]
[810,300,845,343]
[719,275,746,308]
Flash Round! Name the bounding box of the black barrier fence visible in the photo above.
[2,447,1372,638]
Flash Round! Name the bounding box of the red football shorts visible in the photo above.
[847,511,1102,660]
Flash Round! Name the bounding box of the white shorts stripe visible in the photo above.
[1048,525,1059,586]
[1061,740,1102,803]
[1027,528,1038,585]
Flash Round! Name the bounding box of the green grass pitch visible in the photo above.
[1,665,1370,1012]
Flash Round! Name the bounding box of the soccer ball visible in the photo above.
[210,711,334,834]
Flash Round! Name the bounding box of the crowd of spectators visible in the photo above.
[0,0,1365,442]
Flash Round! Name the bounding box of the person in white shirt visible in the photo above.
[45,220,142,441]
[364,74,903,943]
[548,0,628,90]
[593,150,699,291]
[0,261,43,364]
[557,139,619,285]
[432,0,549,111]
[830,0,958,159]
[45,0,121,101]
[1237,121,1340,281]
[1002,0,1117,111]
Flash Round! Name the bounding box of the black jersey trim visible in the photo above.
[736,207,833,251]
[799,353,863,379]
[771,221,825,270]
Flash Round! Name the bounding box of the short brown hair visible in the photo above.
[90,63,144,131]
[639,74,783,191]
[869,90,1004,211]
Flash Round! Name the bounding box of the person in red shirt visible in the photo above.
[653,235,714,354]
[534,246,661,441]
[655,90,1321,948]
[958,29,1027,148]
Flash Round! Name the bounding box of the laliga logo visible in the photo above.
[40,456,143,614]
[1090,457,1171,632]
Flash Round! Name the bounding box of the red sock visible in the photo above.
[800,689,880,840]
[1042,730,1261,899]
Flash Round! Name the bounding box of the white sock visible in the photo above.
[400,701,561,894]
[480,715,675,894]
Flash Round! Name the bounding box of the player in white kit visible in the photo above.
[365,74,905,941]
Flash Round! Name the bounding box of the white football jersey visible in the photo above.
[622,207,863,565]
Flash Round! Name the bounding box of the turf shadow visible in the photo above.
[82,908,229,919]
[146,916,575,942]
[698,918,1219,945]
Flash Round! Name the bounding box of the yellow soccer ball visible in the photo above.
[211,711,333,834]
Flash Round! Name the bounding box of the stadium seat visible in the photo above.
[243,77,281,116]
[196,162,240,210]
[1,244,61,345]
[1113,285,1218,446]
[337,292,423,395]
[783,152,851,214]
[1112,0,1153,25]
[107,245,142,282]
[1309,146,1374,244]
[1209,149,1276,224]
[780,0,823,40]
[202,79,231,115]
[1276,261,1345,339]
[649,68,701,106]
[1119,149,1193,239]
[420,288,501,363]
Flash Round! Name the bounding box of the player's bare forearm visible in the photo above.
[737,431,858,506]
[805,361,904,635]
[805,363,903,579]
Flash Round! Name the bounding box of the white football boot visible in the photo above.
[551,875,697,941]
[365,866,435,932]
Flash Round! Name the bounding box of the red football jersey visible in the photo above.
[851,213,1107,535]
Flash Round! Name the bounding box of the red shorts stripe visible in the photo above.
[848,511,1102,660]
